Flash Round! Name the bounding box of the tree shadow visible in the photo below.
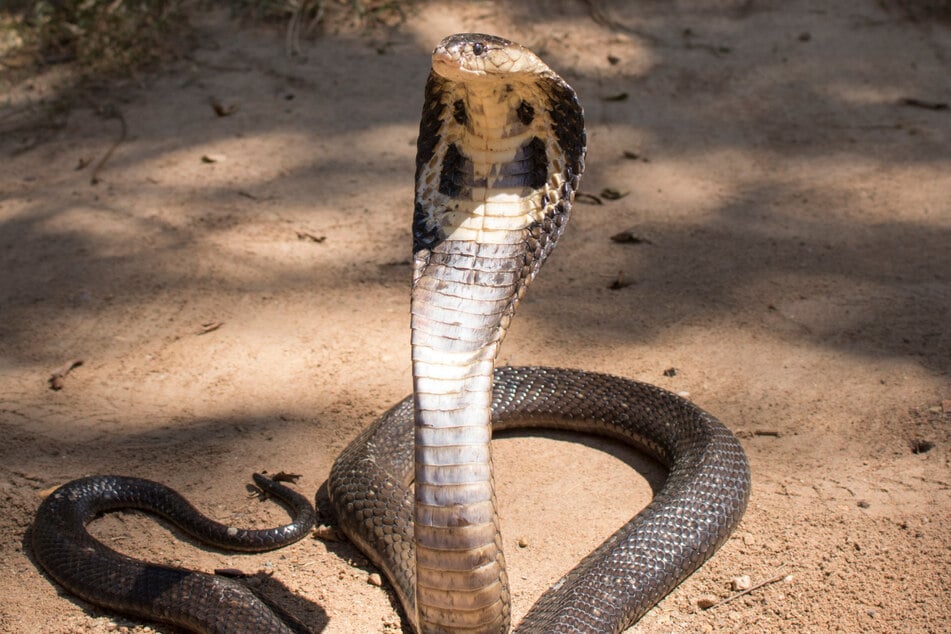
[1,1,946,380]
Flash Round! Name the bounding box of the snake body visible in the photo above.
[30,33,750,634]
[329,34,749,633]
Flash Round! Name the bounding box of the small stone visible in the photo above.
[368,572,383,587]
[313,525,341,541]
[201,153,226,163]
[517,537,529,548]
[696,594,719,609]
[731,574,752,591]
[857,500,870,509]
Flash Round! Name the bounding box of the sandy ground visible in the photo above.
[1,1,949,632]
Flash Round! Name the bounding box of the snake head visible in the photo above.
[432,33,551,82]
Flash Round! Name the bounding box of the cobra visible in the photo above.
[31,34,750,634]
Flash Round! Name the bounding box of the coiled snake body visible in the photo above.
[31,34,750,633]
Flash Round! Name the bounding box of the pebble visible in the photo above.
[731,574,752,591]
[313,525,341,542]
[517,537,529,548]
[368,572,383,587]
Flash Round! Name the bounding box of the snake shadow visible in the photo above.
[314,479,415,627]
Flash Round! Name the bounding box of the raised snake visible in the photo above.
[31,34,750,633]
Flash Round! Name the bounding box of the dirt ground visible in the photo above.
[1,1,949,632]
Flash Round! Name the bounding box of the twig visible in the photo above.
[899,97,948,111]
[90,105,127,185]
[707,567,789,609]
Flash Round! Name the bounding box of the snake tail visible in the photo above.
[31,474,315,633]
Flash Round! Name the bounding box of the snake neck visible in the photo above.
[410,35,585,633]
[411,238,522,633]
[411,82,535,634]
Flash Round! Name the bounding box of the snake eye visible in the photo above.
[472,42,486,56]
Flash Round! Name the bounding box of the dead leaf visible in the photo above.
[600,188,629,200]
[296,231,326,243]
[622,150,650,162]
[610,231,652,245]
[608,271,633,290]
[575,192,603,205]
[196,322,223,335]
[269,471,302,483]
[210,98,239,117]
[49,359,84,390]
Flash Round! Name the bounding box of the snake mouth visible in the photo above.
[431,33,548,83]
